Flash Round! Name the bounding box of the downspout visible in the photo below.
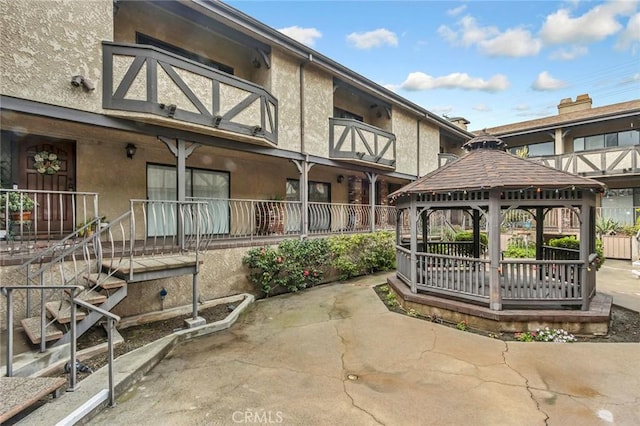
[300,54,312,238]
[416,118,421,177]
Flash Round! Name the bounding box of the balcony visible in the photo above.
[102,42,278,145]
[530,145,640,177]
[329,118,396,169]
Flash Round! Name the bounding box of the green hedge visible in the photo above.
[548,236,605,271]
[242,231,396,296]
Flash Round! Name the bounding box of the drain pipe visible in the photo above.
[300,54,311,238]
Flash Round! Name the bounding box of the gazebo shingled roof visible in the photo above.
[391,133,606,198]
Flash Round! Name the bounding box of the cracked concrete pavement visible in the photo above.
[88,273,640,426]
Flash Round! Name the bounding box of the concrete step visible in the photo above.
[21,317,63,345]
[84,273,126,289]
[64,287,108,305]
[45,300,86,324]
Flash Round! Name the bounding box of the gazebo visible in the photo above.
[388,133,609,332]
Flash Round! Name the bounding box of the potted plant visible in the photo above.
[0,192,36,220]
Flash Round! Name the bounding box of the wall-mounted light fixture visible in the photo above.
[337,175,345,184]
[70,75,95,91]
[125,143,137,159]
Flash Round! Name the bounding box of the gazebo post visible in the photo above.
[409,195,418,293]
[488,190,502,310]
[472,209,480,258]
[535,207,544,260]
[580,197,592,310]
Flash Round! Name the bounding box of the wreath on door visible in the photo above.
[33,150,62,174]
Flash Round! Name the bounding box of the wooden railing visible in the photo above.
[329,118,396,168]
[103,42,278,144]
[530,145,640,177]
[396,247,588,307]
[500,259,583,304]
[415,252,490,302]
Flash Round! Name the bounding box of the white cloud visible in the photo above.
[539,1,637,45]
[277,26,322,46]
[429,106,455,116]
[399,72,510,92]
[531,71,568,91]
[346,28,398,49]
[549,46,588,60]
[473,104,491,112]
[615,12,640,52]
[619,72,640,85]
[479,28,542,57]
[438,15,540,57]
[514,104,530,111]
[447,5,467,16]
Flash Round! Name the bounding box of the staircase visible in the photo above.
[8,198,209,352]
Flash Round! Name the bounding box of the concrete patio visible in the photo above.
[13,262,640,425]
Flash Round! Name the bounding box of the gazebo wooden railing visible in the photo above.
[396,246,590,307]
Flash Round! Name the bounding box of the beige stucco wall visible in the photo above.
[302,66,333,158]
[111,247,256,319]
[113,1,259,85]
[418,120,441,176]
[392,110,419,176]
[0,0,112,113]
[270,49,301,152]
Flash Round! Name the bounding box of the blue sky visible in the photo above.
[227,0,640,130]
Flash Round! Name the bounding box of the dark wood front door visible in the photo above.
[19,137,76,233]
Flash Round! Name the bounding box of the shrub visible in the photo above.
[328,231,395,280]
[548,236,605,271]
[242,238,330,296]
[451,231,488,255]
[243,232,396,296]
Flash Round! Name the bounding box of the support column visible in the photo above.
[366,172,378,232]
[535,207,545,260]
[159,137,199,247]
[409,196,418,293]
[488,191,502,310]
[292,158,314,238]
[472,209,480,258]
[580,197,593,310]
[554,128,564,155]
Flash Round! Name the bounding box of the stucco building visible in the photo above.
[0,0,472,325]
[481,94,640,224]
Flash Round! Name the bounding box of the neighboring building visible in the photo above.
[480,94,640,225]
[0,1,472,319]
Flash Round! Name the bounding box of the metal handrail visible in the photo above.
[2,284,120,407]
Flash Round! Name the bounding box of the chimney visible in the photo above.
[447,116,470,131]
[558,93,592,115]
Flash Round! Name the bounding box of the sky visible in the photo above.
[227,0,640,130]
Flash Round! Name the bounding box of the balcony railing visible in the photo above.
[530,145,640,177]
[102,42,278,144]
[187,198,397,241]
[329,118,396,168]
[0,189,99,259]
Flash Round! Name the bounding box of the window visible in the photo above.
[585,134,604,150]
[286,179,331,231]
[619,130,639,146]
[574,130,639,152]
[334,107,363,122]
[136,33,234,75]
[508,141,554,157]
[147,164,229,236]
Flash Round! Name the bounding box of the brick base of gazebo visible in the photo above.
[387,276,611,335]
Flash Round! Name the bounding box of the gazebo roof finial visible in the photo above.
[462,130,507,152]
